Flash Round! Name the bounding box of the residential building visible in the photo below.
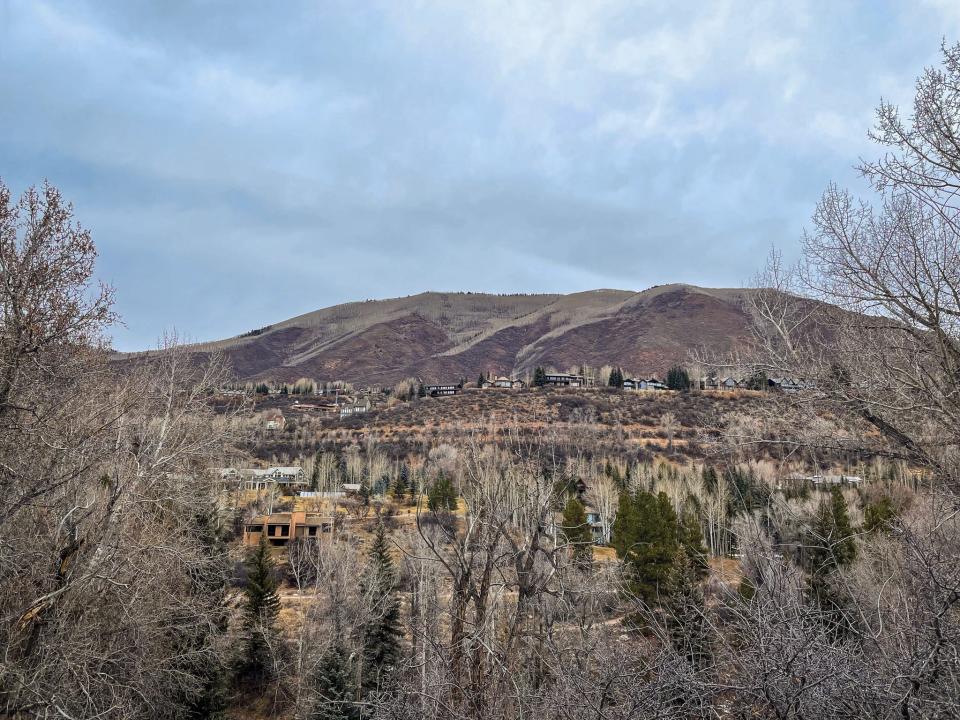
[243,511,334,547]
[265,412,285,431]
[542,373,591,387]
[490,376,524,389]
[425,383,461,397]
[339,398,371,419]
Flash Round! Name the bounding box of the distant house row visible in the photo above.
[623,377,668,391]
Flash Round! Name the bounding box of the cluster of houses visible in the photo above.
[783,473,863,487]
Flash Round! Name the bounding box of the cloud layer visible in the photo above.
[1,0,953,349]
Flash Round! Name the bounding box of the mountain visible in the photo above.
[115,284,757,385]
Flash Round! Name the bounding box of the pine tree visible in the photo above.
[561,496,593,566]
[611,490,680,606]
[309,450,323,492]
[391,468,408,501]
[360,523,402,694]
[678,510,709,581]
[417,382,426,398]
[242,535,281,683]
[608,367,623,388]
[804,487,857,633]
[666,365,690,391]
[427,474,458,512]
[477,373,485,388]
[310,644,357,720]
[533,366,547,387]
[665,551,711,668]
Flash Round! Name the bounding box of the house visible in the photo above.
[584,508,608,544]
[265,412,285,431]
[768,377,807,393]
[268,466,306,486]
[811,474,862,487]
[491,376,524,389]
[339,398,371,419]
[243,511,334,547]
[624,377,664,390]
[542,373,591,387]
[719,377,740,390]
[235,466,306,491]
[425,383,461,397]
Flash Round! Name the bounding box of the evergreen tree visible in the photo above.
[863,495,897,532]
[701,465,718,494]
[608,367,624,388]
[678,510,709,581]
[241,535,281,683]
[611,490,680,606]
[666,365,690,391]
[360,523,402,693]
[665,552,711,668]
[560,496,593,566]
[310,645,357,720]
[358,477,371,506]
[417,382,426,398]
[391,468,408,501]
[533,366,547,387]
[427,474,458,512]
[806,486,856,572]
[183,502,231,719]
[309,450,323,492]
[477,373,485,388]
[804,487,857,633]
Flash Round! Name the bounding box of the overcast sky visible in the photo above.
[2,1,958,350]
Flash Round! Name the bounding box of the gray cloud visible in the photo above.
[1,0,955,349]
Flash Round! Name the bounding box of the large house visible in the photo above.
[623,377,667,391]
[224,466,306,491]
[483,376,525,389]
[243,511,334,547]
[265,412,285,431]
[339,398,371,419]
[542,373,591,387]
[425,383,461,397]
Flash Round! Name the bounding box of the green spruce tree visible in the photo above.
[427,474,458,512]
[360,523,402,694]
[611,490,680,606]
[241,535,281,684]
[561,496,593,567]
[533,366,547,387]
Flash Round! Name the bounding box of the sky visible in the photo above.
[2,1,959,350]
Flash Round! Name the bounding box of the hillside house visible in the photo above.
[719,377,740,390]
[265,412,285,431]
[234,466,306,491]
[490,376,524,389]
[543,373,591,387]
[425,383,461,397]
[768,377,807,393]
[339,398,371,419]
[811,474,862,487]
[243,511,334,547]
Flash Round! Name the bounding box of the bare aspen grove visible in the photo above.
[2,42,960,720]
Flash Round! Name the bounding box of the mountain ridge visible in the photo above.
[114,284,757,384]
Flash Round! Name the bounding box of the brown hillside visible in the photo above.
[114,285,757,384]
